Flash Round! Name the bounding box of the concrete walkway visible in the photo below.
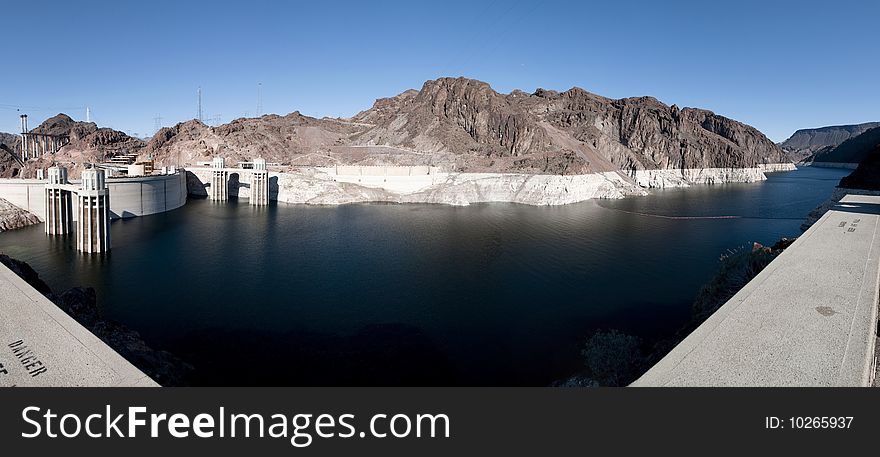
[634,194,880,387]
[0,263,156,387]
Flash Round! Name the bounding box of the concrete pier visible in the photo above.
[76,168,111,253]
[250,158,269,206]
[210,157,228,201]
[634,194,880,387]
[44,166,73,236]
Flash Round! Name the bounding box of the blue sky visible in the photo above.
[0,0,876,142]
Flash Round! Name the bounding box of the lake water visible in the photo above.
[0,167,850,385]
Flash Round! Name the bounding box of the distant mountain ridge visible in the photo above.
[780,122,880,163]
[145,77,790,177]
[812,126,880,164]
[5,77,792,182]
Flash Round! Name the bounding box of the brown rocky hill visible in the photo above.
[140,112,360,168]
[346,77,788,174]
[27,78,789,177]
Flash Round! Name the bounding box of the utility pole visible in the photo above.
[198,86,203,122]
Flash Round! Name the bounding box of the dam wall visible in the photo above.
[634,194,880,387]
[320,166,445,194]
[0,171,187,220]
[0,261,156,386]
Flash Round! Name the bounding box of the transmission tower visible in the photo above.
[153,115,163,134]
[257,82,263,117]
[198,87,203,121]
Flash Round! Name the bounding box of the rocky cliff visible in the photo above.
[0,197,41,231]
[780,122,880,162]
[839,142,880,190]
[0,132,21,177]
[347,77,790,177]
[810,126,880,165]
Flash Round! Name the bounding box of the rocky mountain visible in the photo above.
[780,122,880,163]
[838,142,880,190]
[140,112,358,167]
[147,77,790,177]
[0,132,22,177]
[810,126,880,165]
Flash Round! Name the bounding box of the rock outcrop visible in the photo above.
[781,122,880,162]
[0,197,41,231]
[839,144,880,190]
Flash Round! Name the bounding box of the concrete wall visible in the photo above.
[318,166,445,194]
[633,194,880,387]
[188,167,280,201]
[0,172,187,220]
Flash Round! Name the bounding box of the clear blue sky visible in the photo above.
[1,0,877,142]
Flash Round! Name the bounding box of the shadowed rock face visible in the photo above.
[144,77,789,176]
[812,126,880,165]
[0,132,22,177]
[839,144,880,190]
[781,122,880,162]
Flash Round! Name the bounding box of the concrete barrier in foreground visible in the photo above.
[0,263,157,387]
[634,194,880,387]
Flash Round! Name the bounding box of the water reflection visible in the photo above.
[0,167,850,385]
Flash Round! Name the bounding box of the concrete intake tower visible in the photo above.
[76,168,111,253]
[44,166,73,235]
[251,158,269,206]
[210,157,228,201]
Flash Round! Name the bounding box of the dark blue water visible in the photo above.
[0,167,850,385]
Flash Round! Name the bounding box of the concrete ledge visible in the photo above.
[633,194,880,387]
[0,263,157,387]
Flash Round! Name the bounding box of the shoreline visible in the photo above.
[187,163,798,207]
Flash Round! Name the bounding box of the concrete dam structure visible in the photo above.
[18,114,69,161]
[44,166,73,235]
[210,157,229,201]
[75,168,112,253]
[189,157,278,203]
[251,158,269,206]
[0,261,156,387]
[634,194,880,387]
[0,170,187,221]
